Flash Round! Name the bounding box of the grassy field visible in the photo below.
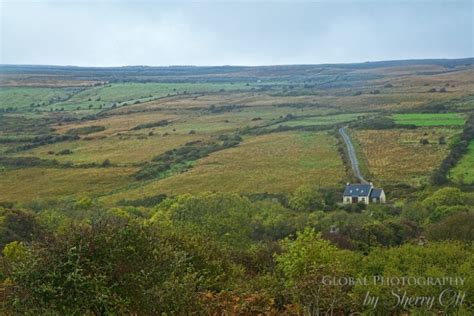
[2,62,474,206]
[102,131,346,204]
[51,82,259,111]
[54,111,181,136]
[353,128,461,186]
[392,113,466,126]
[0,87,73,111]
[0,166,137,203]
[19,134,209,165]
[450,140,474,185]
[0,82,261,113]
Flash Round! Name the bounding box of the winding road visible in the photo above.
[339,127,368,184]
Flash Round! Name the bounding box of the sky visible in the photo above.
[0,0,473,66]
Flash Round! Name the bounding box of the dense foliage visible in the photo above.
[433,113,474,184]
[0,187,472,314]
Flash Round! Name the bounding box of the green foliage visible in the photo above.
[422,187,466,212]
[3,241,28,262]
[288,185,324,212]
[0,188,472,314]
[1,63,474,314]
[11,133,80,152]
[0,208,45,249]
[131,120,170,130]
[4,218,204,315]
[352,116,397,129]
[252,200,305,240]
[426,211,474,242]
[56,148,73,155]
[153,192,254,249]
[118,194,168,207]
[451,140,474,184]
[433,114,474,184]
[275,228,360,314]
[66,125,106,135]
[135,135,241,180]
[428,205,472,223]
[0,156,60,169]
[353,241,474,314]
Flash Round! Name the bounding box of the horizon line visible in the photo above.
[1,57,473,69]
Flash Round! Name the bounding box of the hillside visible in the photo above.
[1,59,473,314]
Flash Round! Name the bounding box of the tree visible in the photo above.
[152,192,255,249]
[438,136,446,144]
[275,228,360,314]
[289,185,325,212]
[0,208,46,249]
[426,211,474,242]
[3,218,204,315]
[422,187,466,212]
[352,241,474,314]
[101,159,111,167]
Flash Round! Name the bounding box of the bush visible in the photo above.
[352,116,397,130]
[426,212,474,242]
[3,219,205,315]
[56,149,73,155]
[275,229,360,314]
[135,135,242,180]
[0,208,46,249]
[131,120,170,130]
[432,114,474,184]
[66,125,105,135]
[101,159,111,167]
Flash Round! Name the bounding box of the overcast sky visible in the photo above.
[0,0,473,66]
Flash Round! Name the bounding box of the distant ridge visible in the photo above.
[1,57,473,71]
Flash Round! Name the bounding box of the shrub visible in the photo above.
[131,120,170,130]
[66,125,105,135]
[56,149,73,155]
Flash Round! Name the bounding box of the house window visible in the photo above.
[361,197,365,202]
[346,197,351,202]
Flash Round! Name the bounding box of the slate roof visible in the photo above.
[370,188,383,199]
[343,184,372,197]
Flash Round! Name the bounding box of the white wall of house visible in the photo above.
[342,195,370,204]
[358,196,370,205]
[342,187,386,204]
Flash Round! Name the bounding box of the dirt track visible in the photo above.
[339,127,368,183]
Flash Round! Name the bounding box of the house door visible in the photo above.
[352,197,358,203]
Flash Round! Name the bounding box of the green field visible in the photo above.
[0,82,260,113]
[0,87,73,111]
[392,113,466,126]
[102,131,345,204]
[450,140,474,184]
[50,82,259,111]
[1,63,473,205]
[0,166,137,203]
[354,127,461,186]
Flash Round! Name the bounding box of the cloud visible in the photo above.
[1,0,472,66]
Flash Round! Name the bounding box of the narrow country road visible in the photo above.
[339,127,368,184]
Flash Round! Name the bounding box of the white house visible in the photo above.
[342,183,386,205]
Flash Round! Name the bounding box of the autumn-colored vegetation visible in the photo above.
[0,61,473,314]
